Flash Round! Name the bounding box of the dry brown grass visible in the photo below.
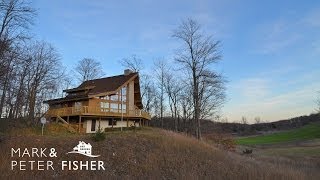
[0,127,318,179]
[203,133,236,151]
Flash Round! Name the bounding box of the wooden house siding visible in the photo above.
[44,71,151,133]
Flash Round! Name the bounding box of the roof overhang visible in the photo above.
[43,97,90,105]
[63,85,96,93]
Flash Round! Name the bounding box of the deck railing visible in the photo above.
[47,106,151,120]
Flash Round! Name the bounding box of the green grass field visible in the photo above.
[236,122,320,145]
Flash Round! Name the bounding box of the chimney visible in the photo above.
[124,69,133,75]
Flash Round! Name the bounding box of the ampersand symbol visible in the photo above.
[49,148,57,157]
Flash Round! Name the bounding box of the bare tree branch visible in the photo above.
[0,0,36,41]
[153,59,168,128]
[119,54,143,72]
[173,18,226,139]
[75,58,105,83]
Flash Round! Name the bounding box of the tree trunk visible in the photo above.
[28,89,36,122]
[0,72,9,117]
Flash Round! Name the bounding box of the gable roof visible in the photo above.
[44,72,139,105]
[68,72,137,95]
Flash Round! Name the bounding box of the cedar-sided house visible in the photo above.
[44,70,151,133]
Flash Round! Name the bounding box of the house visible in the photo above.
[44,70,151,133]
[73,141,92,155]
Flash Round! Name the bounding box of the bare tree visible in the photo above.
[119,54,143,72]
[6,44,30,118]
[0,0,35,64]
[0,0,36,117]
[0,40,63,120]
[241,116,247,124]
[152,91,160,119]
[199,71,225,120]
[119,55,156,115]
[153,59,167,128]
[164,68,182,131]
[254,116,261,124]
[173,18,225,139]
[0,46,17,117]
[0,0,36,40]
[60,72,74,97]
[75,58,104,83]
[24,41,63,122]
[0,39,10,71]
[179,85,194,133]
[140,74,156,113]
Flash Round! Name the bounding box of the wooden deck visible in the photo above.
[47,106,151,120]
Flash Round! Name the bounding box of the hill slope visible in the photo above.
[0,126,316,179]
[151,113,320,136]
[236,122,320,145]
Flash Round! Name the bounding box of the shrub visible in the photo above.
[92,127,106,142]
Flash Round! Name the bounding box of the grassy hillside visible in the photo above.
[0,124,318,179]
[236,122,320,145]
[151,113,320,136]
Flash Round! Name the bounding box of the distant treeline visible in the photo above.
[151,113,320,136]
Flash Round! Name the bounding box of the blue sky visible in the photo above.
[32,0,320,123]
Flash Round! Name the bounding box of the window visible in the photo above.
[121,95,126,102]
[100,102,109,108]
[110,93,119,101]
[121,86,127,94]
[91,119,96,131]
[108,119,116,126]
[121,86,127,102]
[100,102,109,112]
[120,104,126,113]
[74,102,82,112]
[110,103,118,112]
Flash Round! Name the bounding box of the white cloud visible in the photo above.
[235,78,270,100]
[225,84,319,123]
[251,7,320,55]
[252,19,301,54]
[224,70,320,123]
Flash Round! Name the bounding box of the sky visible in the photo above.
[32,0,320,123]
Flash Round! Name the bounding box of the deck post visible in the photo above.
[112,118,114,129]
[79,116,81,133]
[139,118,141,127]
[99,117,101,131]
